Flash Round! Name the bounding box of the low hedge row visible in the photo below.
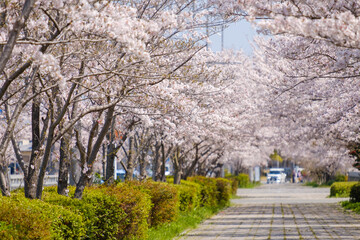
[330,182,358,197]
[1,177,232,239]
[236,174,250,188]
[187,176,232,208]
[226,174,250,190]
[0,193,85,239]
[169,179,202,212]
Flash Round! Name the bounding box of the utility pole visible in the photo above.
[221,24,224,51]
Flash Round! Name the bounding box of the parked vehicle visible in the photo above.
[267,168,287,184]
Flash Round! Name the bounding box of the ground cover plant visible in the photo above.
[147,206,221,240]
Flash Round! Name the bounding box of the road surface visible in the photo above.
[176,183,360,240]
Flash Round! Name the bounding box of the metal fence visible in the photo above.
[348,171,360,182]
[9,174,58,190]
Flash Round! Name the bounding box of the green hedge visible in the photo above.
[330,182,357,197]
[236,174,250,188]
[229,178,238,195]
[100,184,152,239]
[215,178,232,207]
[187,176,231,208]
[187,176,218,208]
[43,185,151,240]
[1,177,232,239]
[126,181,179,227]
[0,193,85,239]
[170,180,202,212]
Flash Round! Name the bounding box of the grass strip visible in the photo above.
[147,206,221,240]
[341,201,360,213]
[240,182,261,189]
[303,181,332,188]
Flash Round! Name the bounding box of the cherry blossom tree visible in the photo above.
[247,34,359,178]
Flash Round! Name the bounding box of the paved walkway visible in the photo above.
[176,183,360,240]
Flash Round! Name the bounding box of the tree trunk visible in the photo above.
[0,165,10,196]
[215,163,223,178]
[36,125,56,199]
[74,106,115,199]
[69,153,81,186]
[160,142,166,182]
[139,148,147,181]
[57,136,71,196]
[105,116,120,184]
[105,143,116,184]
[173,147,182,184]
[184,144,200,179]
[25,80,41,199]
[197,159,207,176]
[125,137,134,181]
[102,144,106,181]
[74,172,91,199]
[105,118,117,184]
[173,166,182,184]
[152,142,161,181]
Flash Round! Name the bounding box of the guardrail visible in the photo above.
[9,174,58,190]
[348,171,360,182]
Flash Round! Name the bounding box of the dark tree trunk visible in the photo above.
[102,144,106,181]
[152,142,161,181]
[139,148,147,181]
[36,126,55,199]
[215,163,223,178]
[74,172,92,199]
[69,155,81,186]
[25,81,41,199]
[184,144,200,179]
[57,136,71,196]
[0,166,10,196]
[197,159,207,176]
[105,141,116,184]
[105,118,116,184]
[74,106,115,199]
[160,142,166,182]
[125,137,134,181]
[173,147,182,184]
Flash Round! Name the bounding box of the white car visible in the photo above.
[267,168,287,183]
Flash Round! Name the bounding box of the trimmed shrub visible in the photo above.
[0,193,85,240]
[225,176,239,195]
[215,178,232,207]
[335,174,346,182]
[0,196,52,239]
[350,183,360,203]
[236,174,250,188]
[230,178,238,195]
[187,176,218,208]
[330,182,357,197]
[171,180,202,212]
[43,185,151,240]
[101,184,152,239]
[44,187,126,240]
[127,180,179,227]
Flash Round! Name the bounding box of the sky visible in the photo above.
[209,20,257,55]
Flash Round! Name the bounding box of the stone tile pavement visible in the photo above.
[176,184,360,240]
